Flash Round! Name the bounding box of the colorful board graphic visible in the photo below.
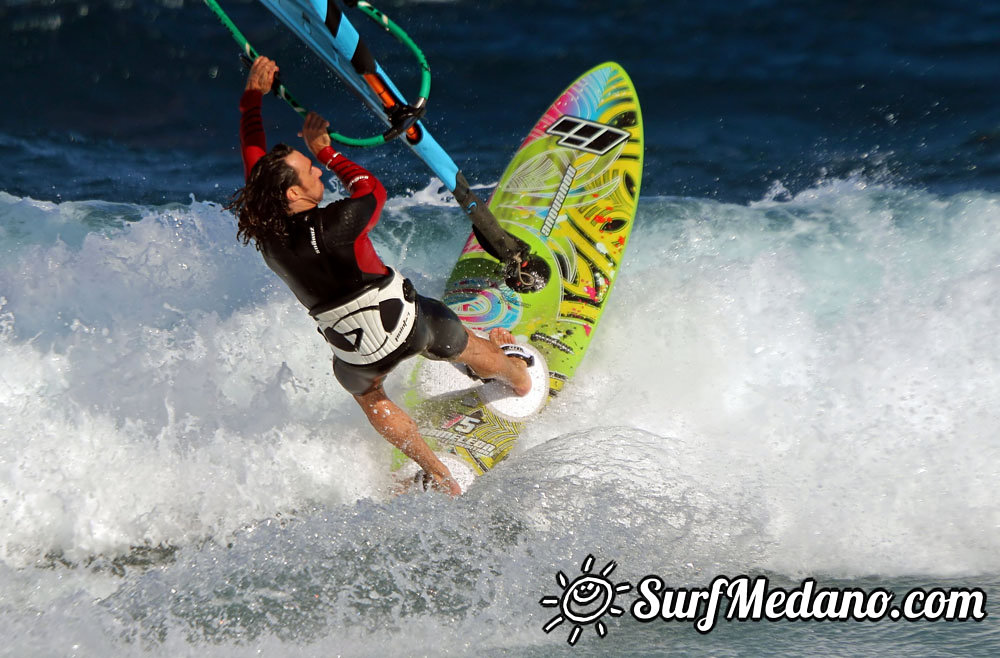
[398,62,644,477]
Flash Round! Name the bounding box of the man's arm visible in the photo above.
[299,112,386,203]
[239,57,279,181]
[301,112,389,277]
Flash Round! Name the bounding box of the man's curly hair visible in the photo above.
[227,143,299,249]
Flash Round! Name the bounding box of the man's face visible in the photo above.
[284,149,325,207]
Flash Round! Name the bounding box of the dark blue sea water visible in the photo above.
[2,1,999,655]
[4,0,999,206]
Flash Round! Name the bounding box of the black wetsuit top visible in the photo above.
[260,193,389,315]
[240,88,390,315]
[239,89,467,394]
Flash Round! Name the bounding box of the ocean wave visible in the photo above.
[1,181,998,576]
[1,179,999,655]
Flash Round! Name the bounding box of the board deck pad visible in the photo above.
[396,62,644,480]
[479,343,549,420]
[413,343,549,420]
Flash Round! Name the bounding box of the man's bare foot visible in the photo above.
[488,328,532,396]
[488,327,516,347]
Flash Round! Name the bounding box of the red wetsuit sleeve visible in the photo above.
[316,146,388,275]
[239,89,267,181]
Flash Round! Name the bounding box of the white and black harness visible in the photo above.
[312,268,417,366]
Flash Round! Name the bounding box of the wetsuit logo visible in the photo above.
[331,327,365,351]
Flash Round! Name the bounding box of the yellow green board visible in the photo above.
[399,62,644,474]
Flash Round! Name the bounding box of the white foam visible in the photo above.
[0,181,1000,588]
[0,197,391,567]
[1,181,999,656]
[521,183,1000,578]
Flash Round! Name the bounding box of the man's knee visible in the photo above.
[354,385,386,413]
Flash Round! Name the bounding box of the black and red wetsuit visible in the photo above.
[239,89,468,394]
[240,89,390,311]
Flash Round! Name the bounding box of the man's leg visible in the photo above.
[415,296,531,397]
[454,327,532,396]
[353,380,461,496]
